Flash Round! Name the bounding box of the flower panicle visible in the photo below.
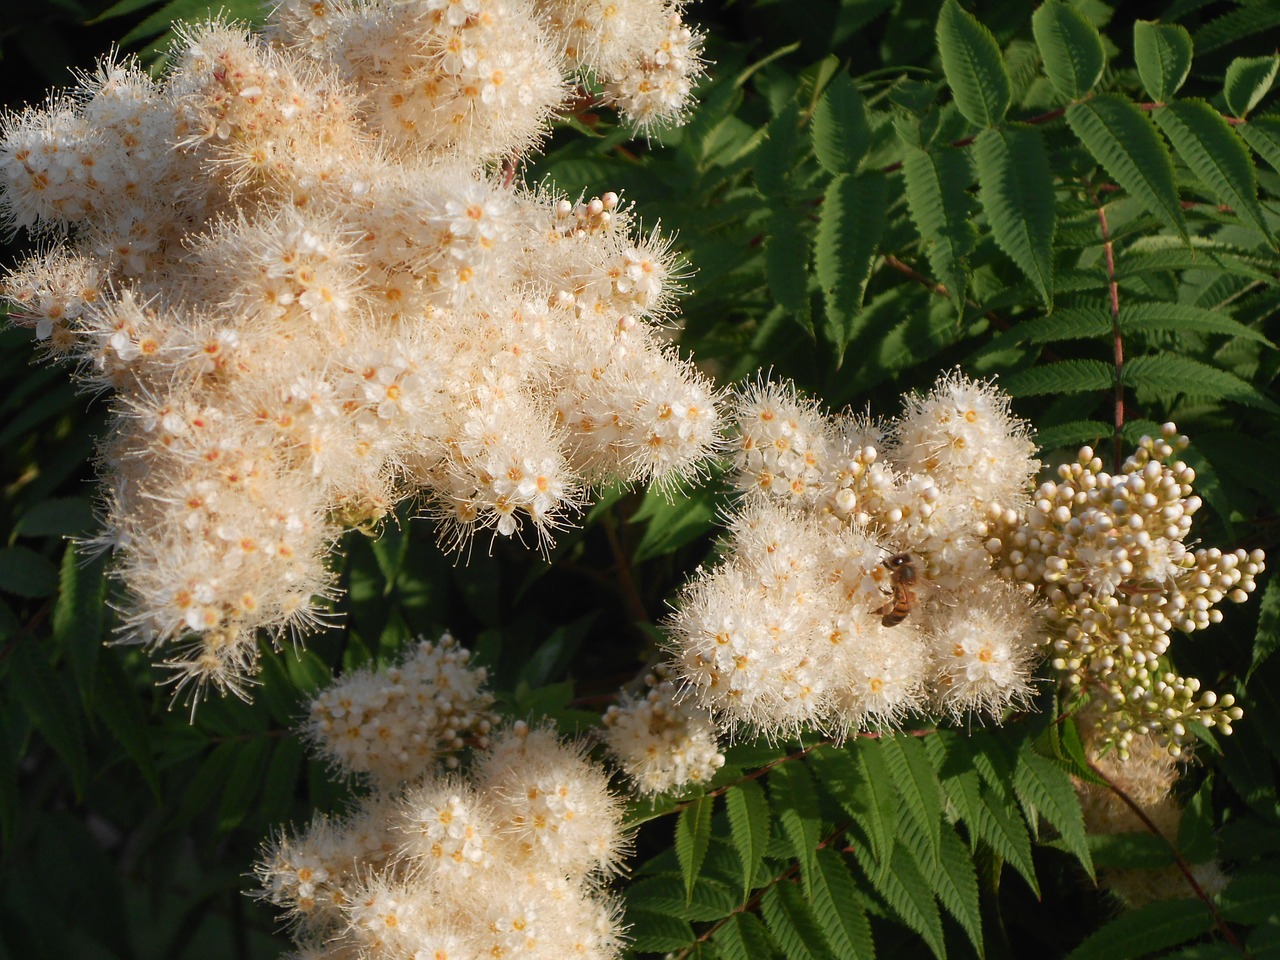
[666,372,1260,761]
[0,0,718,701]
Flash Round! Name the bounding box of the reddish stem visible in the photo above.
[881,254,1014,333]
[1138,101,1244,125]
[601,509,650,627]
[1091,191,1125,471]
[879,106,1068,174]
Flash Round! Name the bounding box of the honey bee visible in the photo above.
[876,552,919,627]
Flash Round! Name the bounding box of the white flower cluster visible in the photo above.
[670,372,1046,738]
[983,425,1261,758]
[270,0,704,137]
[601,664,724,794]
[0,0,720,699]
[535,0,705,130]
[258,724,627,960]
[305,633,498,784]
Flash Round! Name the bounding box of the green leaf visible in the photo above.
[974,781,1041,894]
[1225,55,1280,118]
[1194,5,1280,55]
[521,613,596,688]
[7,635,87,795]
[630,480,721,563]
[970,731,1019,799]
[1120,301,1273,345]
[1153,99,1273,243]
[809,744,892,873]
[1123,354,1280,412]
[714,913,777,960]
[761,882,831,960]
[937,0,1011,127]
[974,125,1056,307]
[624,791,682,829]
[815,172,887,359]
[0,546,59,598]
[1250,574,1280,680]
[766,208,814,335]
[216,734,272,832]
[1240,115,1280,176]
[88,0,168,23]
[119,0,263,45]
[1119,240,1280,282]
[1066,96,1187,241]
[93,651,159,796]
[1031,1,1106,100]
[628,910,696,953]
[1033,419,1113,452]
[992,305,1110,346]
[812,72,870,175]
[1218,866,1280,924]
[283,646,333,695]
[1065,898,1214,960]
[757,101,801,197]
[12,498,96,539]
[770,761,822,896]
[629,873,739,923]
[1086,831,1176,870]
[369,522,408,593]
[883,734,943,869]
[260,735,306,826]
[1014,745,1093,879]
[1176,776,1216,864]
[676,796,714,901]
[1133,20,1194,102]
[1004,359,1113,397]
[901,144,975,310]
[257,643,306,727]
[854,741,898,869]
[1052,712,1105,785]
[51,544,107,703]
[726,779,770,899]
[811,848,874,959]
[876,842,947,960]
[936,823,984,955]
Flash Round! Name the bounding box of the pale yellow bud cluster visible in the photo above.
[982,425,1261,758]
[0,0,720,700]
